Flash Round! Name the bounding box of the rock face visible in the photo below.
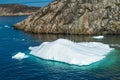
[0,4,40,16]
[14,0,120,34]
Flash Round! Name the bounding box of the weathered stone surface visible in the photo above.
[14,0,120,34]
[0,4,40,16]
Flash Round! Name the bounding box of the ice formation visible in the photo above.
[12,52,29,60]
[4,25,10,28]
[110,44,120,47]
[13,38,25,41]
[29,39,113,66]
[93,35,104,39]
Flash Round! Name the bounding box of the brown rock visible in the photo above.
[14,0,120,34]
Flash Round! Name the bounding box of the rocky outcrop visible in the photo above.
[0,4,40,16]
[14,0,120,35]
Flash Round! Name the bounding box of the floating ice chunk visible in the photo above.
[13,38,25,41]
[22,39,25,41]
[12,52,29,60]
[29,39,113,66]
[4,25,10,28]
[110,44,120,47]
[93,35,104,39]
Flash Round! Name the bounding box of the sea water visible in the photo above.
[0,16,120,80]
[0,0,120,79]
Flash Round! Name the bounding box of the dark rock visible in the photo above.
[14,0,120,34]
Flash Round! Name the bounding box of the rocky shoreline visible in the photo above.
[0,4,40,16]
[14,0,120,35]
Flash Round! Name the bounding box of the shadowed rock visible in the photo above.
[14,0,120,34]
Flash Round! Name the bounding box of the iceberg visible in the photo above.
[4,25,10,28]
[110,44,120,47]
[12,52,29,60]
[93,35,104,39]
[29,39,113,66]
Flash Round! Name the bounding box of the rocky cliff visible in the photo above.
[0,4,40,16]
[14,0,120,34]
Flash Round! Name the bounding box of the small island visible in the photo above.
[0,4,40,16]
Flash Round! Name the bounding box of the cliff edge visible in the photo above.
[14,0,120,34]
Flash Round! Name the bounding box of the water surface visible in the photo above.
[0,16,120,80]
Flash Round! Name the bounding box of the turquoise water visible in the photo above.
[0,16,120,80]
[0,0,53,7]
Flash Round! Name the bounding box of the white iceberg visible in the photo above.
[4,25,10,28]
[110,44,120,47]
[12,52,29,60]
[93,35,104,39]
[29,39,113,66]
